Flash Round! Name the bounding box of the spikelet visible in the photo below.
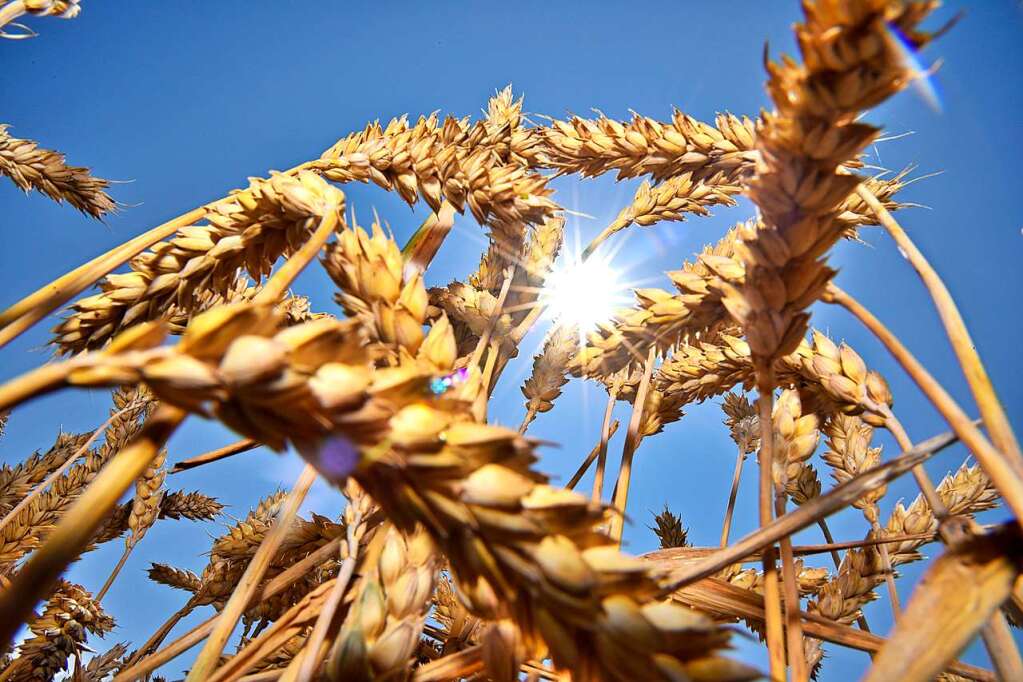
[314,111,560,264]
[126,449,166,550]
[721,392,760,454]
[0,389,152,569]
[0,124,114,217]
[81,642,129,681]
[323,214,429,355]
[822,414,886,520]
[4,580,113,682]
[54,302,749,681]
[604,171,740,238]
[165,276,320,335]
[327,524,439,681]
[722,0,938,365]
[575,173,906,377]
[0,431,91,515]
[148,563,202,593]
[650,506,689,549]
[538,111,756,182]
[520,324,576,430]
[158,490,224,521]
[52,171,344,354]
[770,390,820,494]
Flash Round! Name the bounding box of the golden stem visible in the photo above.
[608,346,655,546]
[95,546,131,602]
[857,185,1023,469]
[0,403,185,649]
[591,389,619,503]
[754,363,785,682]
[0,207,206,348]
[776,493,808,682]
[255,210,340,305]
[720,444,746,547]
[187,463,318,681]
[115,536,343,682]
[294,506,363,682]
[171,438,259,474]
[826,284,1023,532]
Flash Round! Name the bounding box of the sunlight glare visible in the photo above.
[541,254,625,337]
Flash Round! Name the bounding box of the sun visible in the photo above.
[540,252,627,336]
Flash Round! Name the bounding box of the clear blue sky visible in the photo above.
[1,2,1021,679]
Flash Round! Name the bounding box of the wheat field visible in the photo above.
[1,1,1022,681]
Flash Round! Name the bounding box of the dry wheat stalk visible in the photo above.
[0,124,112,217]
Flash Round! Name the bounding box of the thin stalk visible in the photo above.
[884,407,1023,677]
[126,602,196,668]
[608,347,655,545]
[172,438,259,474]
[95,546,131,602]
[776,493,808,682]
[826,284,1023,531]
[869,519,902,618]
[115,536,344,681]
[0,403,185,649]
[591,389,618,503]
[186,464,317,681]
[468,267,514,371]
[294,507,364,682]
[980,610,1023,682]
[720,444,746,547]
[816,519,843,570]
[254,210,339,304]
[564,419,620,491]
[0,405,129,531]
[0,207,206,348]
[660,422,964,592]
[753,365,785,682]
[857,185,1022,468]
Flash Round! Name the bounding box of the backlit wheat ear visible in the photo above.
[0,124,114,218]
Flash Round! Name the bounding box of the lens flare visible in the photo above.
[885,23,942,112]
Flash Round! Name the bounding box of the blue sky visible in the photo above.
[1,1,1021,679]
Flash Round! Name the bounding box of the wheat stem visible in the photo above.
[171,438,259,474]
[0,403,185,649]
[776,492,809,682]
[591,389,619,503]
[0,207,206,349]
[883,406,1023,678]
[720,443,745,547]
[294,511,363,682]
[608,347,655,545]
[94,546,131,602]
[826,284,1023,531]
[857,185,1023,470]
[256,210,339,304]
[187,463,317,681]
[753,365,786,681]
[115,536,344,682]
